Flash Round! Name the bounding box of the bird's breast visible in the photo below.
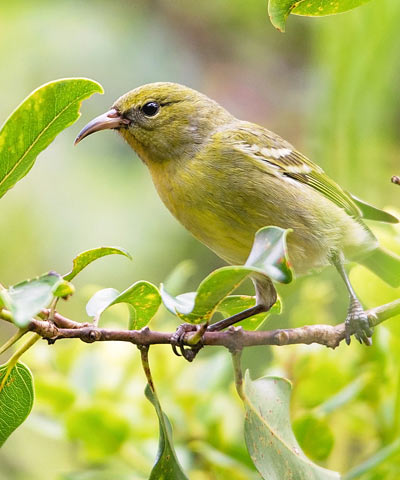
[147,158,256,264]
[146,157,374,273]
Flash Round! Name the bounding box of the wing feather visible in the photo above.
[218,123,361,218]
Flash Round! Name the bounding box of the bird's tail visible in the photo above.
[360,247,400,288]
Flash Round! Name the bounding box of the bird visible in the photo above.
[75,82,400,347]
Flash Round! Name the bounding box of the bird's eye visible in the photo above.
[141,101,160,117]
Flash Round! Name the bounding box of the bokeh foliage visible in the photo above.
[0,0,400,479]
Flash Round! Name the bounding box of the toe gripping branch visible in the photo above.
[171,322,208,362]
[345,297,373,346]
[171,304,269,362]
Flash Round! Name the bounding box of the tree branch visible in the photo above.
[1,299,399,352]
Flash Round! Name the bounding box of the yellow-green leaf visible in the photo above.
[268,0,373,32]
[86,281,161,329]
[64,246,131,281]
[0,78,102,198]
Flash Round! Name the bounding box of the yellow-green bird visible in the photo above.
[75,82,400,346]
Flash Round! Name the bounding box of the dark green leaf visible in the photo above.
[86,281,161,329]
[64,246,131,281]
[268,0,373,32]
[0,78,102,198]
[145,384,189,480]
[160,227,291,324]
[217,295,282,330]
[0,272,62,327]
[242,372,340,479]
[0,362,34,446]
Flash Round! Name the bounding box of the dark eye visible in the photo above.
[141,101,160,117]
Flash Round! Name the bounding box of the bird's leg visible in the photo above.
[209,276,277,332]
[331,253,373,346]
[171,276,277,361]
[171,306,268,361]
[207,304,269,332]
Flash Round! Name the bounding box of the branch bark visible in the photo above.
[1,299,399,352]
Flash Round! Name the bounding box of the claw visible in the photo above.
[345,298,373,346]
[170,323,205,362]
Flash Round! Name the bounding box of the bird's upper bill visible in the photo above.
[74,109,130,145]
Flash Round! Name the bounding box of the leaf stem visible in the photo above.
[231,350,244,400]
[0,308,13,323]
[0,329,27,356]
[139,345,155,392]
[0,333,40,391]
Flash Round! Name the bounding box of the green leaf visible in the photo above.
[145,384,189,480]
[0,272,62,327]
[0,78,103,198]
[160,227,291,324]
[217,295,282,330]
[242,372,340,479]
[0,362,34,446]
[64,246,131,281]
[86,281,161,329]
[268,0,373,32]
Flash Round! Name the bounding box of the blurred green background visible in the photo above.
[1,0,400,478]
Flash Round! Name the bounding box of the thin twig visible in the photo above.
[392,176,400,185]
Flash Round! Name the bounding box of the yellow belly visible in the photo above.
[147,157,374,274]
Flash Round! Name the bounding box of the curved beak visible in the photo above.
[74,109,130,145]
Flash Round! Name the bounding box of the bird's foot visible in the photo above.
[345,298,373,346]
[171,322,208,362]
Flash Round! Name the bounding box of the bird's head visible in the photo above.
[75,82,233,163]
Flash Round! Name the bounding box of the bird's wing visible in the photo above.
[216,123,362,218]
[349,195,398,223]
